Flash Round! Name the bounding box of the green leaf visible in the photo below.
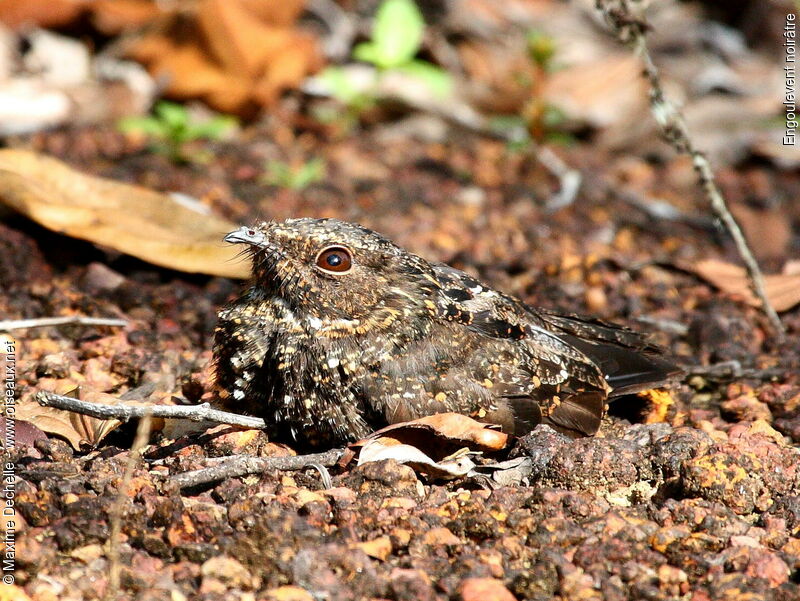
[263,158,326,190]
[527,30,557,69]
[291,158,326,190]
[352,42,382,67]
[317,66,362,105]
[184,115,237,141]
[154,101,190,130]
[117,116,167,138]
[396,60,452,98]
[362,0,425,69]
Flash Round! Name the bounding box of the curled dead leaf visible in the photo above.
[19,387,161,450]
[380,412,509,451]
[126,0,321,114]
[0,149,249,278]
[688,259,800,313]
[357,438,479,479]
[344,413,509,475]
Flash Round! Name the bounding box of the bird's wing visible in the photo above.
[536,309,682,396]
[432,264,610,436]
[430,263,681,436]
[432,263,606,387]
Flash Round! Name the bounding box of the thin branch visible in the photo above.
[35,391,267,429]
[172,448,344,489]
[538,146,583,211]
[0,316,128,331]
[685,361,787,382]
[595,0,785,340]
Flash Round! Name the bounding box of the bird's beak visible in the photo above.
[224,226,262,246]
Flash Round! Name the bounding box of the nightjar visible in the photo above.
[213,218,680,448]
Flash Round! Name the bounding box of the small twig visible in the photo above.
[538,146,583,212]
[686,361,786,382]
[633,315,689,336]
[307,463,334,489]
[0,316,128,332]
[172,448,344,489]
[595,0,785,340]
[615,187,715,231]
[106,411,152,601]
[35,391,266,429]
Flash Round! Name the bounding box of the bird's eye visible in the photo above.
[315,246,353,274]
[246,229,256,236]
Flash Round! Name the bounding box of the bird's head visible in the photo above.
[225,218,440,325]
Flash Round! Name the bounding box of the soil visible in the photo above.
[3,68,800,601]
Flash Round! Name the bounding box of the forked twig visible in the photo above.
[595,0,785,339]
[172,449,344,489]
[35,391,266,429]
[0,316,128,331]
[34,390,344,490]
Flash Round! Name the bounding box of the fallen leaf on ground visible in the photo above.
[359,412,509,453]
[343,413,509,477]
[687,259,800,312]
[357,438,479,479]
[0,149,249,278]
[18,389,113,449]
[20,388,165,450]
[126,0,322,114]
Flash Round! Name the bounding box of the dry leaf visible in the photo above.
[0,417,48,449]
[543,54,648,130]
[0,0,86,30]
[19,388,163,449]
[689,259,800,312]
[17,387,87,450]
[0,149,249,278]
[126,0,321,114]
[370,412,509,451]
[357,438,479,479]
[16,394,115,450]
[343,413,509,476]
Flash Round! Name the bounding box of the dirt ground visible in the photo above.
[1,0,799,600]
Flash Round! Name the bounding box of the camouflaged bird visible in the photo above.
[213,218,679,449]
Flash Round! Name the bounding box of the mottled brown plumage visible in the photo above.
[213,218,680,448]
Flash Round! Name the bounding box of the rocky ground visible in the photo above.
[1,0,799,599]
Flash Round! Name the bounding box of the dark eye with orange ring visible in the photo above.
[315,246,353,274]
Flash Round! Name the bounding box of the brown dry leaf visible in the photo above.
[126,0,321,114]
[400,413,509,451]
[690,259,800,312]
[0,0,87,30]
[17,390,116,450]
[543,54,648,130]
[15,402,85,450]
[354,412,509,454]
[19,388,163,450]
[357,438,479,479]
[0,149,249,278]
